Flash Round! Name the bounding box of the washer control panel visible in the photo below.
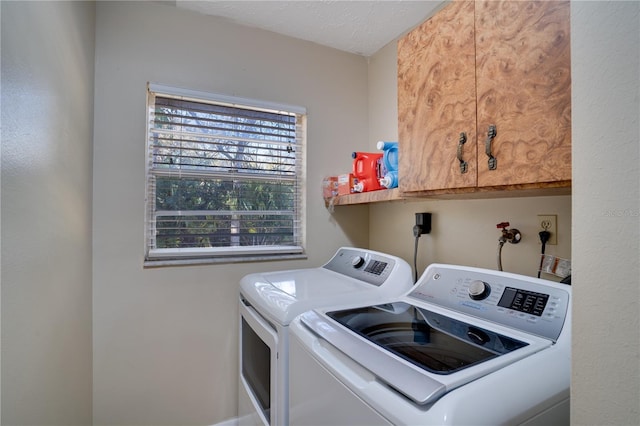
[323,248,397,287]
[408,264,570,341]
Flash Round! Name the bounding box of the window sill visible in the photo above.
[144,252,308,268]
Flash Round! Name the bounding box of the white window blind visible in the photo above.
[145,84,306,263]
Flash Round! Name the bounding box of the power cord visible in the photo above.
[537,230,551,278]
[413,225,422,283]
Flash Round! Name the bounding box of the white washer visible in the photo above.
[238,247,414,426]
[289,263,571,425]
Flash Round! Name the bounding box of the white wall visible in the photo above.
[571,2,640,425]
[92,2,370,424]
[366,41,571,279]
[1,1,95,424]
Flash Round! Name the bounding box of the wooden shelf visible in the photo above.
[325,188,404,207]
[324,183,571,207]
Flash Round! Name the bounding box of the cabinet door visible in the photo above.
[398,0,477,192]
[475,0,571,187]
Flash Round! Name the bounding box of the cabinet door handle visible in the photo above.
[485,125,497,170]
[457,132,468,174]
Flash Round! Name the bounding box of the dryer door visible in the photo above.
[239,299,278,426]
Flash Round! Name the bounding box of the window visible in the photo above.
[145,84,306,264]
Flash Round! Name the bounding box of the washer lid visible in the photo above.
[301,303,553,405]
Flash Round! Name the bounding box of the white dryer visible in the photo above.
[238,247,414,426]
[289,263,571,425]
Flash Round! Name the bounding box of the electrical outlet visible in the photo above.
[537,214,557,245]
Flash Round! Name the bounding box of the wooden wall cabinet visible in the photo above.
[398,0,571,196]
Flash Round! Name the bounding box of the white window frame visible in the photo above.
[144,83,306,266]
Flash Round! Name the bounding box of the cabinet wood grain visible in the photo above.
[475,0,571,187]
[328,0,572,207]
[398,0,477,192]
[398,0,571,195]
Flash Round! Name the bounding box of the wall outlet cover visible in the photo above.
[537,214,557,245]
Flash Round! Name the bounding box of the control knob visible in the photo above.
[351,256,365,268]
[468,280,491,300]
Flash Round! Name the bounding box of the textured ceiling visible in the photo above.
[176,1,443,56]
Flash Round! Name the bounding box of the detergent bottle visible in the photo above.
[376,141,399,189]
[351,151,384,192]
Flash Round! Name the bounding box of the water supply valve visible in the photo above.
[496,222,521,272]
[497,222,521,244]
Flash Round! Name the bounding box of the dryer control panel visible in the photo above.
[408,264,570,342]
[323,248,397,287]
